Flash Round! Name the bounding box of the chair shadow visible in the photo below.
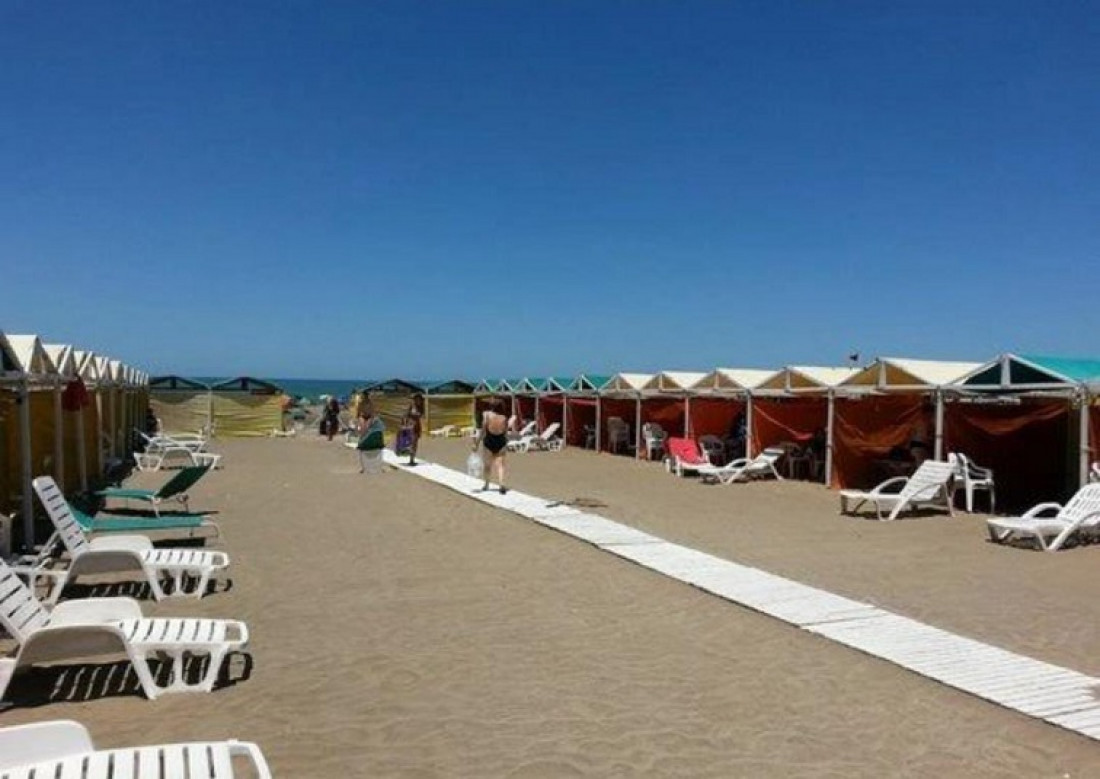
[59,575,233,601]
[1,651,253,709]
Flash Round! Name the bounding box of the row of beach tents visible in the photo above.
[355,356,1100,514]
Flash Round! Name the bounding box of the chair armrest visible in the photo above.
[49,597,145,626]
[870,476,909,495]
[0,721,93,769]
[1021,502,1063,519]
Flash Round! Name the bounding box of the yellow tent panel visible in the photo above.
[211,393,284,437]
[425,395,475,432]
[29,391,57,483]
[0,392,14,518]
[151,390,211,436]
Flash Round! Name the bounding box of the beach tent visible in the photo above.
[210,377,286,437]
[149,376,213,437]
[73,351,102,483]
[43,344,83,493]
[635,372,704,457]
[0,331,25,540]
[825,359,977,491]
[360,379,424,439]
[751,366,859,480]
[4,334,58,548]
[688,369,772,445]
[948,354,1100,510]
[564,374,610,448]
[423,379,476,432]
[598,373,653,456]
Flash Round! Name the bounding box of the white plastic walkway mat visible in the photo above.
[386,454,1100,743]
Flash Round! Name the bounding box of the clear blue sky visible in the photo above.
[2,1,1097,380]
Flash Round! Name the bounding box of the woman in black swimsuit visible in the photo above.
[475,398,509,494]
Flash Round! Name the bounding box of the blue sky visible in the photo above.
[2,1,1097,380]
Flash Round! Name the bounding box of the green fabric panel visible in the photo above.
[73,507,205,532]
[151,390,211,436]
[98,488,154,500]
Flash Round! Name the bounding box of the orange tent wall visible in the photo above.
[599,398,636,454]
[831,395,929,489]
[538,395,564,432]
[751,397,827,453]
[944,398,1072,512]
[515,396,536,427]
[565,397,597,447]
[641,397,685,435]
[688,397,744,439]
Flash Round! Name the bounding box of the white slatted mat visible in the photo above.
[388,455,1100,742]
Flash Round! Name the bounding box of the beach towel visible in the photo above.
[357,418,386,451]
[394,427,414,455]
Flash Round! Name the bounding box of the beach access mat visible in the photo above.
[381,450,1100,743]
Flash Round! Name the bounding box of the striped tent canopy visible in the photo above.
[693,368,774,393]
[548,376,573,391]
[960,354,1100,391]
[0,331,23,378]
[6,335,57,385]
[73,351,100,384]
[842,358,983,392]
[474,379,504,394]
[757,366,861,394]
[519,377,550,393]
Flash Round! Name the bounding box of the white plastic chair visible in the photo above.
[948,452,995,513]
[1090,461,1100,483]
[987,484,1100,551]
[642,423,668,461]
[510,422,563,453]
[0,721,272,778]
[0,559,249,700]
[839,460,956,521]
[33,476,230,603]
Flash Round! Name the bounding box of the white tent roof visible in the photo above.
[842,357,983,390]
[758,365,860,392]
[74,350,100,383]
[694,368,774,392]
[43,343,76,377]
[0,330,22,377]
[603,373,654,392]
[643,371,707,392]
[6,334,57,376]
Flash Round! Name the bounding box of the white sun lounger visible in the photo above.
[986,484,1100,551]
[0,559,248,701]
[508,422,563,453]
[838,459,956,521]
[0,720,271,779]
[696,448,785,485]
[33,476,230,603]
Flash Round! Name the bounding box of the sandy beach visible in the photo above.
[4,434,1100,777]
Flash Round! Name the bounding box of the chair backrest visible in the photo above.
[541,422,561,440]
[1091,462,1100,484]
[32,476,90,561]
[898,460,955,501]
[1060,484,1100,523]
[667,437,706,465]
[156,463,212,499]
[0,557,50,643]
[518,421,536,437]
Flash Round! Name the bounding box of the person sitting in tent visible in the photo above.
[320,397,341,441]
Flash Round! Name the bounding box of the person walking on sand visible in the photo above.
[355,409,386,474]
[399,393,424,466]
[475,398,509,494]
[321,397,341,441]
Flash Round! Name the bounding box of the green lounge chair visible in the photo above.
[71,504,219,541]
[97,463,212,516]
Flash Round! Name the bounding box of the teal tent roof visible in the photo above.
[549,376,573,391]
[523,377,550,392]
[210,376,283,393]
[150,375,210,390]
[570,374,612,391]
[362,378,425,394]
[425,379,475,394]
[962,354,1100,389]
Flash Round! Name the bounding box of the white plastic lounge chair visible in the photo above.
[1090,461,1100,484]
[664,438,712,477]
[97,464,212,516]
[986,484,1100,551]
[429,424,459,437]
[507,420,537,442]
[948,452,995,513]
[0,559,249,700]
[136,429,207,454]
[839,459,956,521]
[697,447,785,485]
[510,423,563,453]
[0,721,272,779]
[32,476,230,603]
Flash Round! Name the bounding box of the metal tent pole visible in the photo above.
[745,393,755,458]
[934,390,945,461]
[634,396,642,460]
[595,395,602,452]
[1080,389,1091,489]
[825,391,836,487]
[19,380,34,549]
[53,376,64,488]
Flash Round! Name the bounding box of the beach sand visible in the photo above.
[3,434,1099,777]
